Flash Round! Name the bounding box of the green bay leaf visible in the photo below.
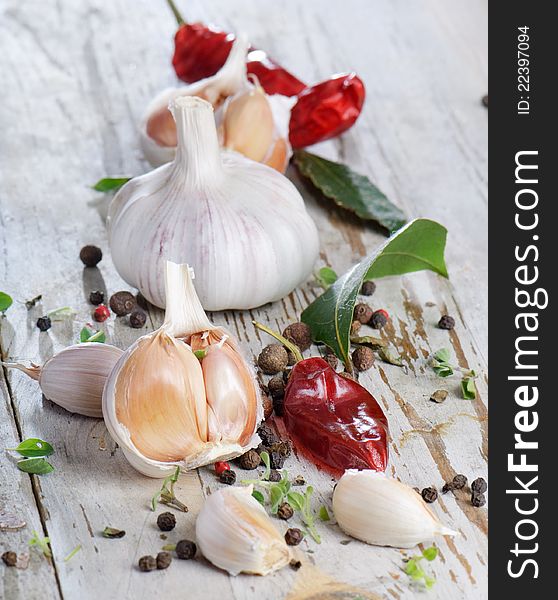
[17,457,54,475]
[8,438,54,458]
[301,219,448,365]
[294,150,407,233]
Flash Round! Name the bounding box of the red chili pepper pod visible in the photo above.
[283,357,388,476]
[289,73,366,149]
[172,24,305,96]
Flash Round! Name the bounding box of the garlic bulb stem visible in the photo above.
[1,362,41,381]
[162,262,213,337]
[171,97,224,189]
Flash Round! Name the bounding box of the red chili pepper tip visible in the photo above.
[93,305,110,323]
[214,461,230,476]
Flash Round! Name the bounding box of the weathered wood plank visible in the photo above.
[0,0,487,598]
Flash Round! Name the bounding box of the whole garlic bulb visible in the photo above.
[3,343,123,418]
[332,470,457,548]
[102,261,262,478]
[108,95,319,310]
[141,36,249,167]
[196,485,291,576]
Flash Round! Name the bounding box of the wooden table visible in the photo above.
[0,0,487,598]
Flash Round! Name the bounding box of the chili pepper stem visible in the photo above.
[166,0,185,25]
[252,321,303,363]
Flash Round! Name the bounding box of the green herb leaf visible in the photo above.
[80,327,106,343]
[422,546,438,561]
[433,365,454,378]
[64,545,81,562]
[302,219,448,365]
[252,490,265,505]
[29,531,52,557]
[162,543,177,551]
[434,348,451,363]
[286,491,305,512]
[461,377,477,400]
[270,485,285,513]
[7,438,54,458]
[260,451,271,481]
[102,527,126,539]
[47,306,76,321]
[294,150,407,233]
[350,335,387,350]
[17,458,54,474]
[315,267,338,289]
[151,466,183,511]
[378,347,403,367]
[318,505,330,521]
[92,177,131,192]
[0,292,13,313]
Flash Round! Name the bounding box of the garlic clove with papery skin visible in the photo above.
[332,470,458,549]
[141,36,249,167]
[3,343,123,418]
[102,261,262,478]
[109,96,319,311]
[196,485,291,576]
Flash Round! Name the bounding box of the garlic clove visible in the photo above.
[332,470,458,549]
[196,485,291,576]
[141,36,249,167]
[3,343,123,418]
[102,261,262,478]
[263,137,289,172]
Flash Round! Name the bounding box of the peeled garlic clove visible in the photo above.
[332,470,458,548]
[102,262,262,478]
[196,485,290,576]
[141,36,249,167]
[109,96,319,311]
[3,343,123,418]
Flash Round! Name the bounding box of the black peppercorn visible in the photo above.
[80,245,103,267]
[257,344,289,375]
[257,424,279,447]
[285,528,304,546]
[272,395,285,417]
[293,475,306,486]
[438,315,456,330]
[360,280,376,296]
[352,346,375,372]
[452,474,468,489]
[471,477,487,494]
[36,316,52,332]
[157,511,176,532]
[268,440,292,458]
[138,555,157,572]
[219,469,236,485]
[471,492,486,507]
[109,291,136,316]
[369,310,388,329]
[282,322,312,352]
[130,310,147,329]
[2,551,17,567]
[89,290,104,305]
[277,502,294,520]
[289,559,302,570]
[421,487,438,503]
[269,451,285,470]
[262,393,273,420]
[268,469,281,482]
[156,551,172,570]
[175,539,197,560]
[267,375,285,400]
[136,292,149,310]
[353,302,373,324]
[238,449,261,470]
[482,94,488,108]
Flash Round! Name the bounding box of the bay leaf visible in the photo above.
[294,150,407,232]
[301,219,448,366]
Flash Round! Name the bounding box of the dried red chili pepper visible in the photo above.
[283,356,388,475]
[289,73,366,149]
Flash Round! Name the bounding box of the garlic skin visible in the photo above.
[3,343,123,418]
[196,485,290,576]
[109,96,319,311]
[332,470,458,548]
[102,262,262,478]
[141,36,248,167]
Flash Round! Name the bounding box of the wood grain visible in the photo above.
[0,0,487,598]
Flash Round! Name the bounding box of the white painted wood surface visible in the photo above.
[0,0,487,598]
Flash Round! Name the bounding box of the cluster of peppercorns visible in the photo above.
[420,474,487,508]
[214,461,236,485]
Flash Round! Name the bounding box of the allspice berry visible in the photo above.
[138,555,157,572]
[130,309,147,329]
[175,539,197,560]
[157,511,176,532]
[80,245,102,267]
[257,344,289,374]
[353,302,373,324]
[352,346,375,372]
[238,449,261,470]
[282,322,312,352]
[109,291,136,316]
[156,551,172,570]
[438,315,456,330]
[360,280,376,296]
[285,528,304,546]
[277,502,294,520]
